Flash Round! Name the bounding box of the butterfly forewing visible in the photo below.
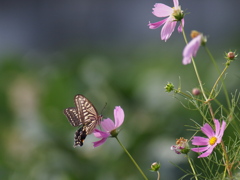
[74,94,102,134]
[64,107,82,127]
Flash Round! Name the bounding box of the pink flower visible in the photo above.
[93,106,124,147]
[191,119,226,158]
[182,34,202,65]
[148,0,184,41]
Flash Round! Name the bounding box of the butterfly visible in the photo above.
[63,94,102,147]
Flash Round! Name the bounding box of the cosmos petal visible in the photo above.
[173,0,179,8]
[93,137,108,148]
[182,35,201,65]
[93,129,110,138]
[152,3,172,17]
[214,119,220,136]
[161,18,176,41]
[197,146,215,158]
[201,123,215,138]
[101,118,115,132]
[148,19,167,29]
[177,19,184,32]
[217,120,226,143]
[114,106,124,128]
[191,136,209,146]
[191,146,209,153]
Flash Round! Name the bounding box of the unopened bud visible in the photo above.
[192,88,201,96]
[150,162,161,172]
[226,51,237,60]
[165,82,174,92]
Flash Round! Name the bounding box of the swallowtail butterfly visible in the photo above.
[64,94,102,147]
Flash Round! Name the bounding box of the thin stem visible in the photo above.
[207,102,215,121]
[115,136,148,180]
[192,58,208,101]
[221,141,233,179]
[204,46,231,110]
[181,27,188,44]
[187,155,198,180]
[177,91,205,103]
[208,63,229,100]
[182,28,208,101]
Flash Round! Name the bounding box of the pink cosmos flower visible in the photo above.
[182,34,202,65]
[191,119,226,158]
[93,106,124,147]
[148,0,184,41]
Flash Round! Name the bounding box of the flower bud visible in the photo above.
[165,82,174,92]
[150,162,161,172]
[192,88,201,96]
[225,51,237,60]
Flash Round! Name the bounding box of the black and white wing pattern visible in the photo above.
[63,94,102,147]
[63,107,82,127]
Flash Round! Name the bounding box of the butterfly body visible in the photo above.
[64,94,102,147]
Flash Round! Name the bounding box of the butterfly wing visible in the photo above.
[64,94,103,147]
[74,94,102,134]
[63,107,82,127]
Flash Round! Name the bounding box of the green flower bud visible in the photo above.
[150,162,161,172]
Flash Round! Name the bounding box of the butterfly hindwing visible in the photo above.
[63,107,82,127]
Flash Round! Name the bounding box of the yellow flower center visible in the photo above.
[172,7,181,16]
[191,30,200,39]
[171,6,184,21]
[209,137,217,145]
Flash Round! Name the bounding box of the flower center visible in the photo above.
[172,7,181,15]
[191,30,201,39]
[171,6,184,21]
[209,137,217,145]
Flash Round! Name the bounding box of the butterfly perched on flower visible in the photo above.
[64,94,102,147]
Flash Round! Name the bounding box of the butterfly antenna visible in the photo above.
[100,102,107,116]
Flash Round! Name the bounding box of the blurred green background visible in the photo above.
[1,1,240,180]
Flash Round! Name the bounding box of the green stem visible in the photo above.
[208,63,229,100]
[221,141,233,179]
[191,58,208,101]
[205,46,231,109]
[115,136,148,180]
[177,90,205,103]
[156,171,160,180]
[182,29,208,101]
[181,27,188,45]
[187,155,198,180]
